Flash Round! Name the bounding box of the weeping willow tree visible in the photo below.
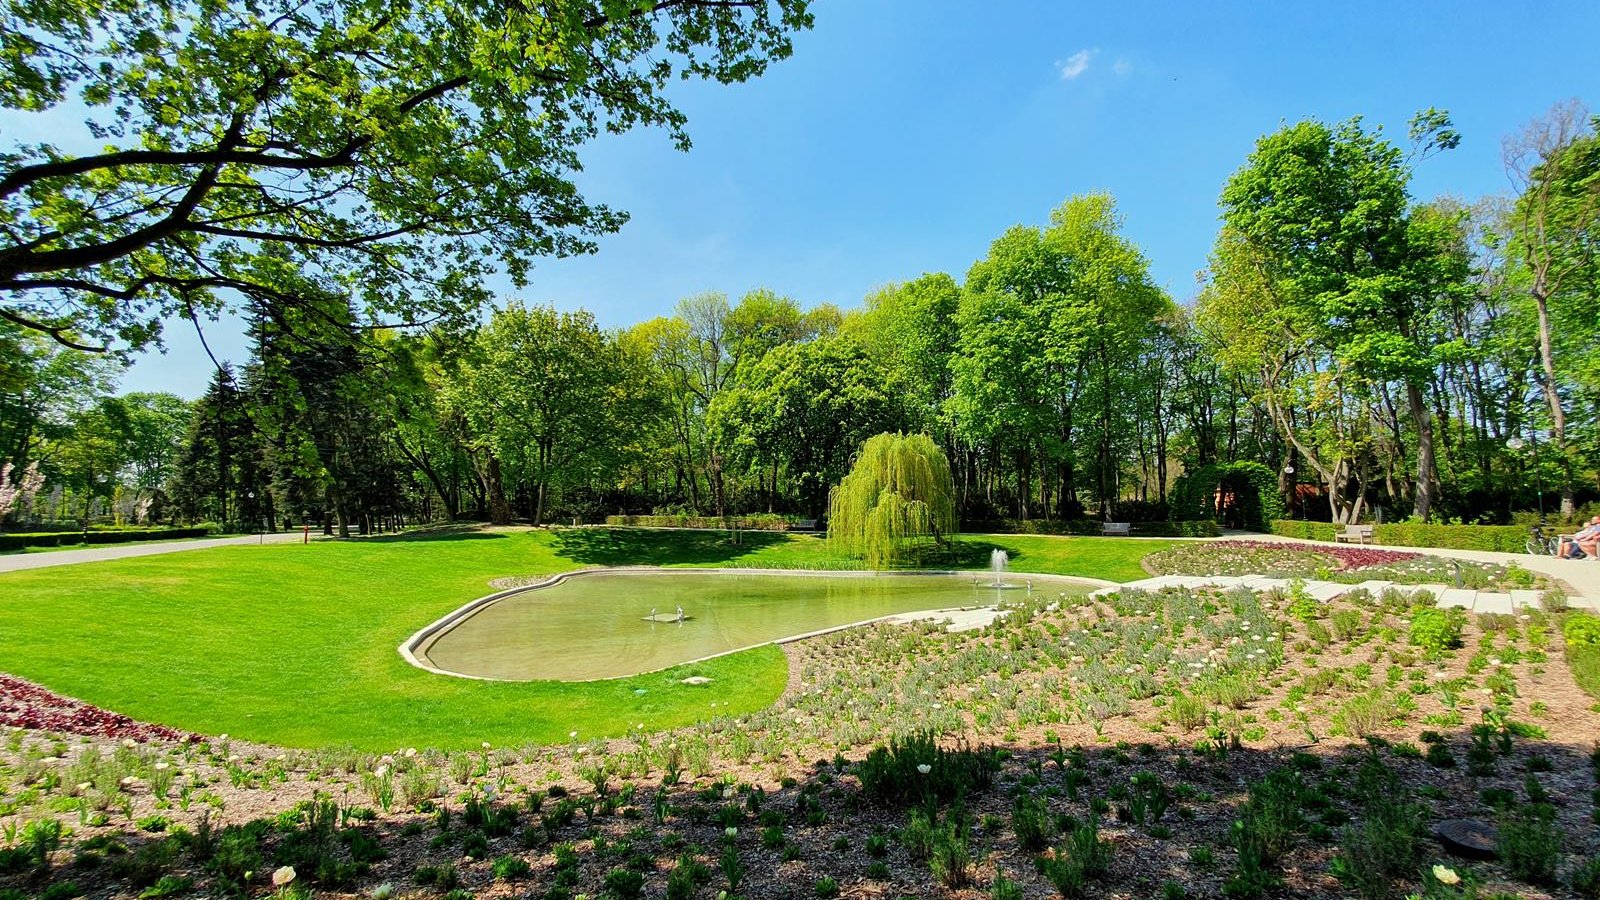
[828,432,957,568]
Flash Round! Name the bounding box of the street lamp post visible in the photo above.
[1283,464,1299,521]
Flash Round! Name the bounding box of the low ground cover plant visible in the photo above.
[0,539,1595,899]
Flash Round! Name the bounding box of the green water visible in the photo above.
[418,570,1090,681]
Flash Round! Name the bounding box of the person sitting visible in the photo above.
[1563,516,1600,559]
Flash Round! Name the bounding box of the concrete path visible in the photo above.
[0,532,308,573]
[1218,530,1600,606]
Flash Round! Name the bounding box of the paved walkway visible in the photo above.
[0,532,308,573]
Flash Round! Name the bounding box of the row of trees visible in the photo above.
[2,101,1596,531]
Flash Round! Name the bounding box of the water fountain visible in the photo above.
[984,549,1028,590]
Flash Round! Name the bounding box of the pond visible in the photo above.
[408,569,1093,681]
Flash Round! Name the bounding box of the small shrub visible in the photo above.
[1036,820,1111,898]
[1012,793,1054,852]
[813,876,839,898]
[1169,692,1208,731]
[990,872,1024,900]
[1498,805,1560,884]
[1570,855,1600,897]
[1336,690,1399,738]
[855,732,998,809]
[1409,608,1463,654]
[1565,613,1600,647]
[928,821,973,889]
[491,855,531,881]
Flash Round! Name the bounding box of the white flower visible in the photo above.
[405,747,418,757]
[154,761,170,770]
[272,866,297,887]
[1432,864,1460,885]
[122,738,137,749]
[481,741,492,750]
[569,731,578,739]
[374,765,389,778]
[75,781,92,792]
[725,827,738,838]
[916,764,932,775]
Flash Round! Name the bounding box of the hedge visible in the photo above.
[1170,461,1284,530]
[604,515,815,531]
[967,519,1221,538]
[0,527,211,552]
[1269,520,1528,552]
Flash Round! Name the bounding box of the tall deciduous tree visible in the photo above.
[1505,101,1600,517]
[1217,114,1463,521]
[949,194,1169,519]
[445,303,627,526]
[0,0,813,350]
[708,334,907,518]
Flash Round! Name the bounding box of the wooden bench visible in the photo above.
[1101,522,1131,536]
[792,518,819,532]
[1335,524,1374,545]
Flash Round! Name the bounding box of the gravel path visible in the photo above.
[0,530,310,572]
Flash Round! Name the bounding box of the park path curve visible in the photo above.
[0,532,307,573]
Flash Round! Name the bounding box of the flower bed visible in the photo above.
[1140,540,1547,590]
[0,675,192,743]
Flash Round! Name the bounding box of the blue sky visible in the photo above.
[109,0,1600,396]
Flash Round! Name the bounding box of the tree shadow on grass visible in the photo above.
[548,527,790,567]
[917,537,1021,571]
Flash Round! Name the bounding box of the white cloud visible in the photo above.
[1113,57,1132,76]
[1056,48,1097,81]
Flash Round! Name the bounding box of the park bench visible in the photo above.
[1101,522,1131,536]
[1335,524,1375,545]
[793,518,819,531]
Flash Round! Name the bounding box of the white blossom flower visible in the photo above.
[272,866,297,887]
[1432,865,1460,885]
[916,764,932,775]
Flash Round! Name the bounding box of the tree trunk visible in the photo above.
[485,454,511,525]
[1407,382,1437,521]
[1531,284,1575,518]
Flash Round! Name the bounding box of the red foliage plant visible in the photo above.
[0,674,194,743]
[1209,540,1423,570]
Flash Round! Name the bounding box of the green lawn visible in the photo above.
[0,527,1165,750]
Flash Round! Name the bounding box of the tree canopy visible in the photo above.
[828,432,956,569]
[0,0,813,350]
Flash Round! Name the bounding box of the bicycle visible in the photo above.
[1525,523,1560,556]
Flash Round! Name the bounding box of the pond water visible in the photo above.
[413,570,1091,681]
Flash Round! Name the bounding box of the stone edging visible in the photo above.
[397,566,1121,683]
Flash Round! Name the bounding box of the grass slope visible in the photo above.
[0,528,1164,750]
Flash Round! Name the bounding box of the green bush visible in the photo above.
[1565,613,1600,647]
[964,519,1221,537]
[1498,804,1560,884]
[604,514,810,531]
[1268,520,1526,551]
[1269,520,1339,541]
[854,732,999,809]
[1571,855,1600,897]
[0,527,211,551]
[1408,608,1463,654]
[1036,820,1112,897]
